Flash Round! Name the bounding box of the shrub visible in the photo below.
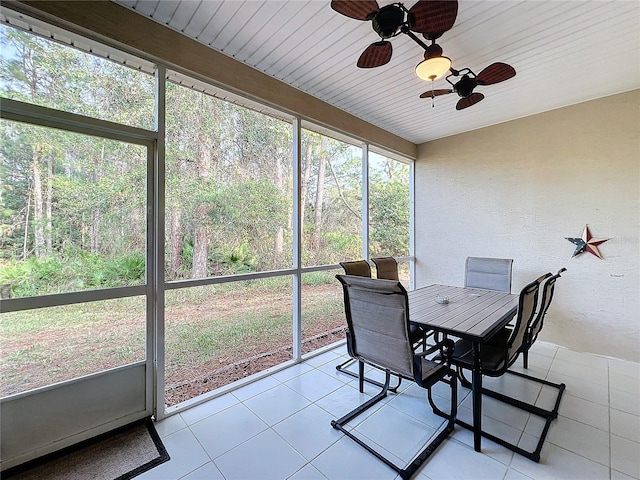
[0,251,145,297]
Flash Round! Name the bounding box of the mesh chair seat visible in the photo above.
[336,259,405,391]
[336,259,427,391]
[523,268,566,367]
[450,340,507,372]
[481,268,565,368]
[453,277,538,376]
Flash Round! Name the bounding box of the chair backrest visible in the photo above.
[339,260,372,277]
[505,278,541,366]
[464,257,513,293]
[529,268,566,343]
[372,256,399,280]
[335,274,414,378]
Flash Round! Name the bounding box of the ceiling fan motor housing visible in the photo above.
[424,43,443,59]
[454,75,477,98]
[371,4,406,38]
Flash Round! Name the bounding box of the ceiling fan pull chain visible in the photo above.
[431,81,435,107]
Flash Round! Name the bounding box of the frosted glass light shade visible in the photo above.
[415,56,452,81]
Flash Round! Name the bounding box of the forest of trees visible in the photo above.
[0,25,409,298]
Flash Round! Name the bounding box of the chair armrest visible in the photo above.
[415,338,454,362]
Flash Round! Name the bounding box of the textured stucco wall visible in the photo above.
[415,90,640,362]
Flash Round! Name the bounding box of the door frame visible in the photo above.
[0,98,159,470]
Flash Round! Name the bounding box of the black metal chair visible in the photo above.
[483,271,553,347]
[335,260,403,390]
[335,259,426,391]
[480,268,566,368]
[450,276,565,462]
[332,274,457,480]
[476,268,567,434]
[521,268,566,369]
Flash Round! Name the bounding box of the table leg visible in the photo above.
[472,342,482,452]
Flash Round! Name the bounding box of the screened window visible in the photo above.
[369,152,410,258]
[0,296,146,396]
[0,15,414,410]
[164,79,293,280]
[0,120,148,297]
[300,129,362,266]
[0,25,154,129]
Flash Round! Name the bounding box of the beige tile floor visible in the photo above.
[140,341,640,480]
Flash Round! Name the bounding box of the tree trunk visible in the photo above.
[169,207,183,279]
[168,157,187,279]
[32,150,45,258]
[23,189,31,260]
[45,154,53,254]
[385,158,393,180]
[274,155,284,265]
[90,144,105,254]
[313,142,326,247]
[192,132,212,278]
[91,211,99,253]
[192,208,209,278]
[300,142,313,232]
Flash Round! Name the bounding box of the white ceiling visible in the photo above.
[114,0,639,144]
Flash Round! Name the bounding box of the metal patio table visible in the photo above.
[408,283,519,452]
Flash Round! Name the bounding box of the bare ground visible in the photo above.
[164,326,346,405]
[0,283,346,405]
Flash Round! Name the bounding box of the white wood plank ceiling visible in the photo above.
[114,0,639,144]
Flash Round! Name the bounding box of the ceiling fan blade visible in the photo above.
[331,0,379,21]
[456,93,485,110]
[357,41,392,68]
[476,62,516,85]
[419,89,453,99]
[409,0,458,39]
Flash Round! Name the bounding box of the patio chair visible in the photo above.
[336,259,429,389]
[332,274,457,480]
[458,269,567,420]
[338,259,372,277]
[371,256,400,280]
[521,267,566,368]
[336,260,403,390]
[481,268,566,368]
[372,256,430,348]
[464,256,513,292]
[483,271,553,348]
[449,276,565,462]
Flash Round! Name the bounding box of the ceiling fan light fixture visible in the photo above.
[415,55,451,81]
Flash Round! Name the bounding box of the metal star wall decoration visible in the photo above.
[565,225,609,259]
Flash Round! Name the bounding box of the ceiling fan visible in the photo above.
[330,0,516,110]
[330,0,457,69]
[420,63,517,110]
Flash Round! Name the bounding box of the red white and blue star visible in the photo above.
[565,225,609,259]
